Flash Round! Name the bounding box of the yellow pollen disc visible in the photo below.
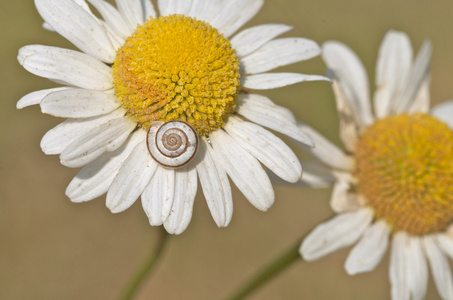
[112,15,240,135]
[355,113,453,235]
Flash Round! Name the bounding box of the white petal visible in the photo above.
[41,89,119,118]
[345,220,390,275]
[17,87,71,109]
[210,0,263,38]
[115,0,145,30]
[35,0,116,63]
[142,0,157,19]
[296,122,355,171]
[158,0,193,16]
[196,139,232,227]
[300,208,374,261]
[142,166,175,226]
[69,0,122,48]
[406,237,428,300]
[40,109,126,155]
[42,21,55,31]
[163,166,198,234]
[330,174,361,213]
[395,40,432,114]
[242,72,328,90]
[423,235,453,300]
[298,160,336,188]
[407,75,431,114]
[66,0,99,20]
[330,79,360,152]
[18,45,112,90]
[100,22,125,51]
[225,116,302,183]
[431,100,453,129]
[237,93,314,146]
[390,232,410,300]
[374,30,413,119]
[241,38,320,75]
[88,0,132,38]
[447,225,453,238]
[66,130,145,202]
[106,141,158,213]
[69,0,93,14]
[230,24,293,58]
[60,116,136,167]
[437,234,453,259]
[210,129,274,211]
[322,41,374,128]
[186,0,223,24]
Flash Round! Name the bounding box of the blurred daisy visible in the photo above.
[299,30,453,299]
[17,0,326,234]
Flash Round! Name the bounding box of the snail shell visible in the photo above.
[147,120,199,168]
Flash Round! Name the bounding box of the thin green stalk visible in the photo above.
[120,227,169,300]
[224,237,302,300]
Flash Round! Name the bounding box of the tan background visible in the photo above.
[2,0,453,299]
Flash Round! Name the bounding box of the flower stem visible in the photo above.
[224,237,302,300]
[120,227,169,300]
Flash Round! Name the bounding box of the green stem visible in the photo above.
[224,237,302,300]
[120,227,169,300]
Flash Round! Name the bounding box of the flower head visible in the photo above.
[18,0,326,234]
[298,30,453,299]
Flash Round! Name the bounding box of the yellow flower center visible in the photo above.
[355,113,453,235]
[112,15,240,136]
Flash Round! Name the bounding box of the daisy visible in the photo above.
[298,30,453,299]
[17,0,326,234]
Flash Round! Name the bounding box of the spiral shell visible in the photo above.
[147,121,199,168]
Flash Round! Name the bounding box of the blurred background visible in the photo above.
[2,0,453,299]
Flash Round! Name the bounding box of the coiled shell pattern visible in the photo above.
[147,121,199,168]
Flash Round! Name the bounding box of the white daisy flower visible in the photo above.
[18,0,326,234]
[298,30,453,299]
